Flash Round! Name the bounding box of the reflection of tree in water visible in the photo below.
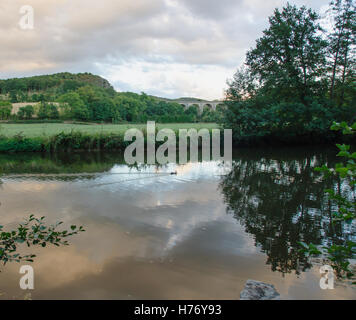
[220,147,344,275]
[0,152,125,176]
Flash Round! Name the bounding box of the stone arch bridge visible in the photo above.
[163,100,225,114]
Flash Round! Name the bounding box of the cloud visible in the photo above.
[99,60,233,99]
[0,0,327,99]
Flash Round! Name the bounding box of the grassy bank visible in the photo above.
[0,123,218,138]
[0,123,219,153]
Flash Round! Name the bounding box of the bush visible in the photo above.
[0,135,44,152]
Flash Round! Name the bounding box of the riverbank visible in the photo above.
[0,122,219,153]
[0,132,132,152]
[0,122,354,153]
[0,123,218,138]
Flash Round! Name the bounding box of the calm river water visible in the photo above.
[0,146,355,300]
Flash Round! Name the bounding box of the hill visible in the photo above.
[149,96,211,103]
[0,72,113,97]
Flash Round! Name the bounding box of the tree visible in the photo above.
[91,96,116,122]
[226,66,257,102]
[114,95,146,122]
[48,104,59,119]
[246,3,328,104]
[17,108,25,120]
[184,105,199,122]
[37,103,49,119]
[327,0,356,106]
[37,103,59,119]
[0,101,12,120]
[9,90,18,103]
[223,2,354,145]
[17,105,34,120]
[58,92,89,120]
[24,105,34,119]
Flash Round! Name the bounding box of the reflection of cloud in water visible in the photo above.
[1,159,355,299]
[2,181,62,192]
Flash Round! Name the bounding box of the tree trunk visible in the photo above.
[339,39,350,107]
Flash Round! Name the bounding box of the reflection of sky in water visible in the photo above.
[85,161,229,190]
[72,161,254,255]
[1,160,355,300]
[1,161,253,259]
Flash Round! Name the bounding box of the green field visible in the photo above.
[0,123,219,138]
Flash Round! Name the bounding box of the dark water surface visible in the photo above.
[0,147,355,300]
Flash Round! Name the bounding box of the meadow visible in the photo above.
[0,123,219,138]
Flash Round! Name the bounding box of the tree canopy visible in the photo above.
[224,1,356,145]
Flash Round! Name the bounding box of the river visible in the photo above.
[0,146,355,299]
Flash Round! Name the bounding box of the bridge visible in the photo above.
[163,99,225,114]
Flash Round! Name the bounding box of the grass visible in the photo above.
[0,123,219,138]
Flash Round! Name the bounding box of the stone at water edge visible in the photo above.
[240,280,281,300]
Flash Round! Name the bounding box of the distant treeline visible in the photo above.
[0,73,223,123]
[0,72,113,95]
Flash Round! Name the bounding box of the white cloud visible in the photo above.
[99,60,234,99]
[0,0,327,100]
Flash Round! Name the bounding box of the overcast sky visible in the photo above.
[1,0,328,100]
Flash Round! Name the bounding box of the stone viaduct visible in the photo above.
[163,99,225,114]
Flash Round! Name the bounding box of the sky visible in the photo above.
[0,0,328,100]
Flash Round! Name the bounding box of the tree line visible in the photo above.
[0,74,223,123]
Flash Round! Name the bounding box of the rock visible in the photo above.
[240,280,281,300]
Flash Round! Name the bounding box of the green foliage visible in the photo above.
[223,1,356,145]
[0,214,85,266]
[0,123,218,153]
[0,101,12,120]
[58,92,89,120]
[1,72,223,124]
[37,103,59,120]
[17,105,35,120]
[0,133,44,152]
[223,98,352,145]
[0,122,218,138]
[300,122,356,280]
[246,3,328,103]
[0,72,113,98]
[328,0,356,106]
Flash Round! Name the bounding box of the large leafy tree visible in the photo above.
[223,2,355,145]
[246,3,328,104]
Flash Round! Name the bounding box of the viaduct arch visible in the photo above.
[165,100,225,114]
